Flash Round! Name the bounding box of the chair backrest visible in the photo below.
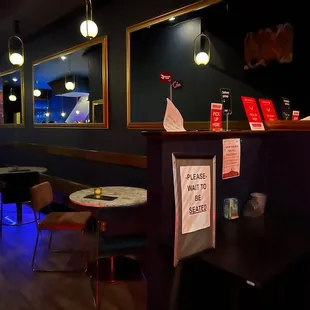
[0,171,40,204]
[30,181,53,212]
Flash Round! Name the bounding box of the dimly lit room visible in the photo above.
[0,0,308,309]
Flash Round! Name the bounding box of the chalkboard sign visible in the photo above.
[172,153,216,266]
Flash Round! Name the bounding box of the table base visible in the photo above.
[1,203,36,226]
[87,256,144,282]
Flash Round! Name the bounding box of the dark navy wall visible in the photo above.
[0,0,199,155]
[0,0,200,186]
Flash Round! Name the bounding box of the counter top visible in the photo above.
[142,121,310,139]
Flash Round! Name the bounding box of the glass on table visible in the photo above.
[94,187,102,198]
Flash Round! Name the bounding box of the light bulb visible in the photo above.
[9,94,17,102]
[169,17,175,21]
[80,20,98,38]
[65,81,75,90]
[45,112,50,117]
[33,89,41,97]
[76,110,80,115]
[12,77,18,82]
[9,53,24,66]
[61,111,66,117]
[195,52,210,65]
[61,56,67,60]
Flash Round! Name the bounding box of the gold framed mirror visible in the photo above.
[0,67,24,127]
[33,36,109,128]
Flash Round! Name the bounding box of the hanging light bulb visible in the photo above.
[65,81,75,90]
[9,88,17,102]
[33,81,41,97]
[195,52,210,65]
[9,52,24,66]
[33,89,41,97]
[193,33,211,66]
[80,0,98,39]
[45,111,50,117]
[61,111,66,117]
[76,110,80,115]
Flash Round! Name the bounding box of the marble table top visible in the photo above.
[0,166,47,175]
[69,186,147,208]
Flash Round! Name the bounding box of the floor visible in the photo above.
[0,204,146,310]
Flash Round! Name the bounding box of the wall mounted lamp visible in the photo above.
[80,0,98,39]
[8,21,24,66]
[193,33,211,66]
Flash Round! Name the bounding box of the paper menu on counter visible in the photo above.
[163,98,186,132]
[301,116,310,121]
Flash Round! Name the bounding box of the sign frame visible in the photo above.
[172,153,216,267]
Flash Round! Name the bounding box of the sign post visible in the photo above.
[160,72,172,100]
[220,88,232,131]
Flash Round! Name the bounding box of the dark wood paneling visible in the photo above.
[10,142,147,169]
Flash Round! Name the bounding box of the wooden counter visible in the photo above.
[143,125,310,310]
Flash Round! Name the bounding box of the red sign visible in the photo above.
[160,72,172,83]
[241,96,265,131]
[258,99,278,121]
[210,103,223,131]
[292,110,300,120]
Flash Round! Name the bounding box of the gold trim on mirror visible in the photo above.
[126,0,222,130]
[0,67,25,128]
[32,36,109,129]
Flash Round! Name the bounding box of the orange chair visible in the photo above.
[30,181,92,272]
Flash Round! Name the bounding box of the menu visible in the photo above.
[258,99,278,121]
[210,103,223,131]
[163,98,185,132]
[241,96,265,131]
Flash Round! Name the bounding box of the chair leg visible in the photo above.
[81,230,88,272]
[48,231,53,251]
[0,201,3,238]
[31,231,40,271]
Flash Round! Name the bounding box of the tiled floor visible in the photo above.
[0,204,146,310]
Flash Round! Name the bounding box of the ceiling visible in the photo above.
[33,47,90,89]
[0,0,85,56]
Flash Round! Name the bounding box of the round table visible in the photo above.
[0,166,47,225]
[69,186,147,208]
[69,186,147,284]
[0,166,47,174]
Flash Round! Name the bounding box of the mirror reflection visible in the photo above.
[127,0,295,128]
[33,37,108,127]
[0,69,23,125]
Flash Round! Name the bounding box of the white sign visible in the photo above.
[222,138,241,180]
[163,98,186,132]
[180,165,211,234]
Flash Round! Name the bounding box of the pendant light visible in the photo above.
[9,88,17,102]
[61,96,66,118]
[65,56,75,91]
[193,33,211,66]
[80,0,98,39]
[33,81,41,97]
[8,21,24,66]
[65,77,75,91]
[45,91,50,118]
